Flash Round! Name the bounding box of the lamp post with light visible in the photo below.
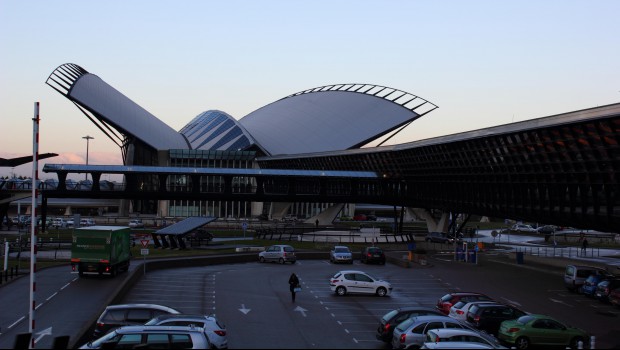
[82,135,94,180]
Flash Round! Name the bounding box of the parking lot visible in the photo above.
[120,260,453,348]
[114,255,620,349]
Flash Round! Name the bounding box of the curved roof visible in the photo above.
[46,63,189,151]
[180,110,258,151]
[239,84,436,156]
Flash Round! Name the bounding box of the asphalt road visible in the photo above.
[1,254,619,349]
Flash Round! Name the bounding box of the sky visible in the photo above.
[1,0,619,179]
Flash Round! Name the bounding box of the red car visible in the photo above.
[436,292,492,315]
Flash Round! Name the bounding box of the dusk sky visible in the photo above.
[1,0,619,179]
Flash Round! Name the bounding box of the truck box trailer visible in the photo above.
[71,226,131,277]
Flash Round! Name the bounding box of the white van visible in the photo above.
[564,264,610,292]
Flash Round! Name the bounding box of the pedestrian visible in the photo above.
[315,219,319,229]
[581,237,588,255]
[288,272,300,302]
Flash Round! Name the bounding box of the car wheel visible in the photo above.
[569,336,585,350]
[279,258,285,264]
[259,256,265,263]
[515,336,530,350]
[376,287,387,297]
[336,286,346,296]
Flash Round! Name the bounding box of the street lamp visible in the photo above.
[82,135,94,180]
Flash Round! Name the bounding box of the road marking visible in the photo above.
[294,306,307,317]
[34,326,52,344]
[239,304,251,315]
[46,292,58,301]
[60,282,71,290]
[549,298,573,307]
[35,303,44,310]
[8,316,25,329]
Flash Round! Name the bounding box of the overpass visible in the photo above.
[39,102,620,234]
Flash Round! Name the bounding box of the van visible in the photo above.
[563,265,610,292]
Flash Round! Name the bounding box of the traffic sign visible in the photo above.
[141,249,149,255]
[140,240,149,248]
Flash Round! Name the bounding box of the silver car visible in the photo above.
[391,315,473,349]
[145,314,228,349]
[422,328,506,349]
[80,325,211,349]
[330,245,353,264]
[258,244,296,264]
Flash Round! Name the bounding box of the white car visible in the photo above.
[330,270,392,296]
[448,300,497,322]
[145,314,228,349]
[129,219,144,228]
[330,245,353,264]
[510,224,537,233]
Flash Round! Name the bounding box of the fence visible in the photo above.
[0,265,22,285]
[514,245,601,259]
[254,227,413,244]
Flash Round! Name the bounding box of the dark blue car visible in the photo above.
[581,274,608,296]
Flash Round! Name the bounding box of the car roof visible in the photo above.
[397,306,439,312]
[104,304,180,312]
[336,270,367,274]
[116,325,205,333]
[334,245,349,248]
[150,314,214,321]
[427,328,485,337]
[409,315,454,323]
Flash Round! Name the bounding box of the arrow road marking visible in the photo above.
[239,304,251,315]
[34,326,52,344]
[294,306,308,317]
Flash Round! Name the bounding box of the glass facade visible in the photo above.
[168,149,257,218]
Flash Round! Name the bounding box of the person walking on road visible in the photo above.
[581,237,588,256]
[289,273,300,302]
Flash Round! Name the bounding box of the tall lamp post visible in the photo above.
[82,135,94,180]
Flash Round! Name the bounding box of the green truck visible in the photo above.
[71,226,131,277]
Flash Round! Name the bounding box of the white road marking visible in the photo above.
[46,292,58,301]
[8,316,25,329]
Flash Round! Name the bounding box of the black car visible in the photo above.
[425,232,455,244]
[360,246,386,264]
[375,306,444,342]
[465,303,527,336]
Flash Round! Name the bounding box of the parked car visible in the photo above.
[563,264,610,292]
[376,306,444,343]
[422,328,507,349]
[258,244,296,264]
[536,225,556,235]
[425,232,456,244]
[509,224,537,234]
[448,300,497,322]
[92,303,181,339]
[360,246,386,264]
[581,273,610,296]
[52,218,67,228]
[80,325,210,349]
[497,314,589,349]
[391,315,495,350]
[595,278,620,302]
[330,245,353,264]
[437,292,493,315]
[145,314,227,349]
[330,270,392,296]
[129,219,144,228]
[66,218,75,227]
[465,303,528,336]
[80,218,96,226]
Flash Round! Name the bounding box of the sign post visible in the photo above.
[140,239,149,275]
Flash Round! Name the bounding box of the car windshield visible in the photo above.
[396,317,415,331]
[382,309,399,322]
[88,330,123,348]
[452,301,466,309]
[335,247,350,253]
[516,315,535,325]
[440,294,453,302]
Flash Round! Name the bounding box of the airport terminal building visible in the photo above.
[45,63,437,221]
